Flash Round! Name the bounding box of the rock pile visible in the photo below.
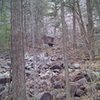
[0,48,100,100]
[0,54,11,99]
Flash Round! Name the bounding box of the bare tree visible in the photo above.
[72,0,77,48]
[11,0,27,100]
[75,0,96,99]
[61,1,72,100]
[86,1,96,100]
[76,0,92,59]
[86,0,95,60]
[33,0,44,47]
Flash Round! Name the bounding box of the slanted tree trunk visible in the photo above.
[61,1,71,100]
[76,0,91,59]
[76,0,95,60]
[76,0,96,99]
[11,0,27,100]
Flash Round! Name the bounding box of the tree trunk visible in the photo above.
[33,0,44,47]
[72,0,77,48]
[61,1,72,100]
[23,0,33,51]
[86,0,96,100]
[86,0,95,60]
[76,0,92,59]
[11,0,27,100]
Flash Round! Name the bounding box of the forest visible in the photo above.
[0,0,100,100]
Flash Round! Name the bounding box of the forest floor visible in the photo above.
[0,46,100,100]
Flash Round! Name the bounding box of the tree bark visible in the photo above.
[86,0,96,100]
[76,0,92,59]
[86,0,95,60]
[72,0,77,48]
[33,0,44,47]
[61,1,72,100]
[23,0,33,51]
[11,0,27,100]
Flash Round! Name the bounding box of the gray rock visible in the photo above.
[0,85,5,93]
[95,83,100,91]
[0,76,11,84]
[39,92,53,100]
[73,63,80,69]
[96,96,100,100]
[70,82,86,97]
[76,77,87,86]
[74,97,80,100]
[75,89,85,97]
[70,82,79,96]
[0,87,8,99]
